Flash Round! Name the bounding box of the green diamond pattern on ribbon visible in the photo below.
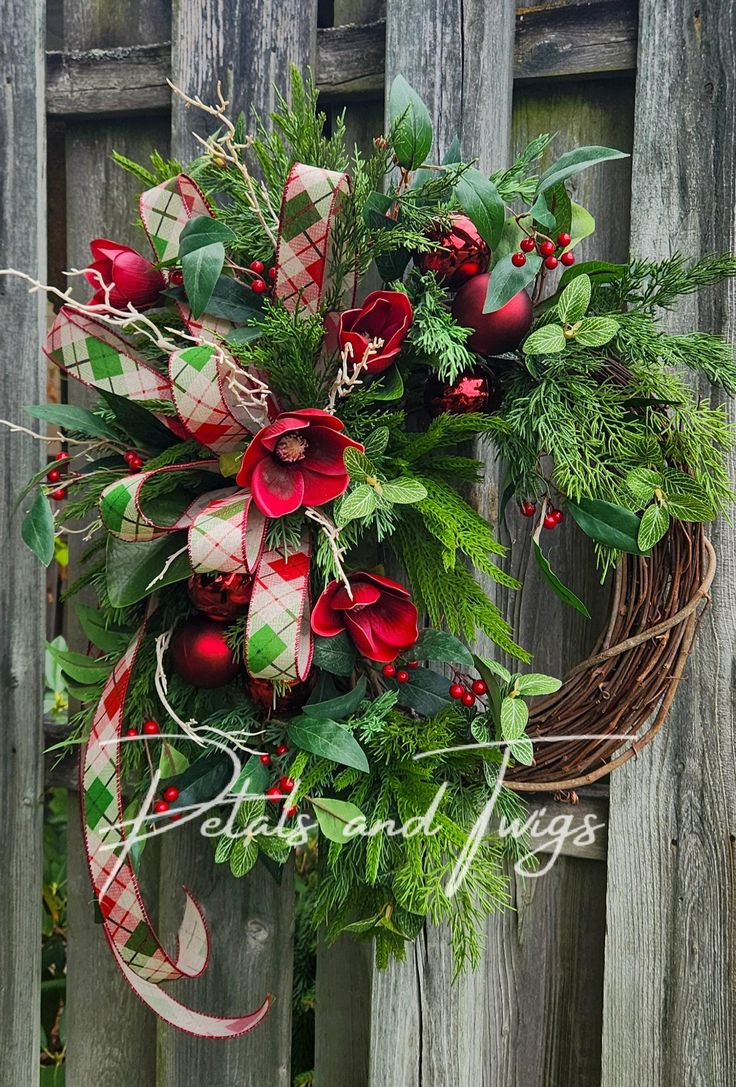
[99,463,226,543]
[245,531,313,683]
[139,174,211,262]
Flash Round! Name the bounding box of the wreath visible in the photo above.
[8,70,736,1035]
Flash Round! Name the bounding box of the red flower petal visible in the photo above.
[287,408,346,432]
[310,582,346,636]
[258,415,311,452]
[304,426,363,476]
[331,582,382,610]
[353,571,413,598]
[343,612,401,663]
[299,466,350,508]
[90,238,131,262]
[250,457,305,518]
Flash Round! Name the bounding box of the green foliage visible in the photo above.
[405,271,476,381]
[232,300,330,407]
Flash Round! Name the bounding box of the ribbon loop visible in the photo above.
[139,174,211,262]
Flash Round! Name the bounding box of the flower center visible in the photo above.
[275,433,308,463]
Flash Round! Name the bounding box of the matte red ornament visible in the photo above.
[416,214,491,289]
[169,617,240,689]
[425,368,502,416]
[187,572,254,622]
[452,273,533,356]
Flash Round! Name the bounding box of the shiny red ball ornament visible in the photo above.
[425,368,501,416]
[169,617,240,688]
[560,251,575,267]
[245,674,314,713]
[416,214,491,290]
[163,786,180,803]
[452,273,533,357]
[187,572,254,622]
[511,252,527,268]
[538,240,556,257]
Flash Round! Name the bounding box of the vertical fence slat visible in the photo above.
[602,3,736,1085]
[61,5,171,1085]
[0,0,46,1082]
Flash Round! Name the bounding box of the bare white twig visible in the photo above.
[326,339,383,413]
[146,545,189,591]
[217,350,273,428]
[305,506,352,598]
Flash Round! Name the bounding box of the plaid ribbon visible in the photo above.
[82,623,270,1036]
[245,531,313,683]
[139,174,211,262]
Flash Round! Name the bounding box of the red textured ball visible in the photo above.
[416,214,491,289]
[245,675,315,713]
[187,572,253,622]
[169,617,240,688]
[452,273,533,357]
[425,368,501,416]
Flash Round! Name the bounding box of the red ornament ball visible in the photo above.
[187,572,253,622]
[169,617,240,688]
[417,214,491,290]
[511,252,526,268]
[245,675,315,713]
[425,368,501,416]
[452,273,533,357]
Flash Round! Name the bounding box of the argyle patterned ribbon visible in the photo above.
[82,623,271,1036]
[245,531,313,683]
[139,174,211,262]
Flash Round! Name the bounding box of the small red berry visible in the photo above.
[142,720,159,736]
[169,269,184,286]
[557,232,572,247]
[407,660,420,669]
[170,812,182,822]
[55,451,69,462]
[560,251,575,267]
[129,454,144,471]
[520,237,536,253]
[461,691,476,707]
[382,663,396,678]
[396,669,410,684]
[153,800,169,814]
[275,743,288,756]
[125,727,138,737]
[251,278,267,294]
[163,786,180,803]
[552,508,564,524]
[471,679,488,696]
[520,500,536,518]
[286,805,298,818]
[259,753,272,766]
[538,239,556,257]
[279,776,295,793]
[544,256,559,270]
[268,267,277,280]
[511,251,526,268]
[543,512,559,529]
[249,260,265,274]
[449,683,465,700]
[265,785,283,801]
[51,488,66,501]
[48,467,61,484]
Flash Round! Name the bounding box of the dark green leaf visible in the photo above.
[375,246,412,282]
[413,629,474,667]
[98,389,179,452]
[230,754,270,797]
[536,146,629,196]
[312,632,357,677]
[442,135,462,164]
[21,490,55,566]
[388,75,433,169]
[528,191,555,230]
[46,645,112,685]
[532,541,591,618]
[304,675,368,721]
[362,190,396,230]
[200,276,263,323]
[226,324,263,346]
[484,252,541,313]
[369,365,404,401]
[178,215,236,256]
[24,403,116,440]
[454,168,505,249]
[166,751,234,810]
[311,796,365,843]
[390,667,455,715]
[182,241,225,319]
[544,181,573,238]
[288,716,369,772]
[568,496,647,555]
[558,260,627,291]
[106,533,191,607]
[75,603,130,654]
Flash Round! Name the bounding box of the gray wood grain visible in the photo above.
[46,44,172,118]
[602,2,736,1084]
[171,0,319,163]
[0,1,46,1083]
[315,936,373,1087]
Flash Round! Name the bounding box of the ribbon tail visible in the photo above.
[244,530,313,683]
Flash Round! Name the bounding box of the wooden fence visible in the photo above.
[1,0,734,1083]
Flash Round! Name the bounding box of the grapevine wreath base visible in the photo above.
[508,522,715,791]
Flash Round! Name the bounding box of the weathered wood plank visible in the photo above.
[45,3,638,119]
[602,2,736,1084]
[0,1,46,1083]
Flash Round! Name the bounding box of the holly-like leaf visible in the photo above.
[536,146,629,196]
[454,167,505,249]
[21,490,55,567]
[557,273,591,325]
[312,632,357,677]
[514,673,562,697]
[388,75,433,169]
[181,241,225,319]
[574,316,619,348]
[381,478,427,505]
[532,540,591,617]
[336,483,378,523]
[288,716,369,772]
[304,675,368,721]
[523,324,566,355]
[484,252,541,313]
[178,215,236,256]
[311,797,365,844]
[625,467,662,506]
[638,503,670,550]
[567,496,646,555]
[500,696,528,740]
[414,629,475,667]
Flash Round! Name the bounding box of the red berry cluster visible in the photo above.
[123,449,145,473]
[512,232,575,271]
[518,500,564,529]
[262,743,298,817]
[382,659,420,684]
[154,784,181,820]
[449,674,488,707]
[248,259,277,295]
[48,450,70,501]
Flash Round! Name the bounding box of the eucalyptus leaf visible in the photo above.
[454,167,505,249]
[532,541,591,618]
[567,496,646,555]
[311,797,366,844]
[484,252,541,313]
[388,75,433,169]
[304,675,367,721]
[414,629,474,667]
[536,145,629,196]
[312,632,357,677]
[21,490,55,566]
[182,241,226,319]
[288,716,369,772]
[106,533,191,607]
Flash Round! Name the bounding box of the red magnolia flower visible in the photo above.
[85,239,165,310]
[337,290,413,375]
[236,408,363,518]
[311,572,419,663]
